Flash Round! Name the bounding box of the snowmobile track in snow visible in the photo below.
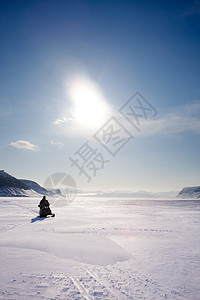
[0,263,187,300]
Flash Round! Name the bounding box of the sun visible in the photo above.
[69,77,110,130]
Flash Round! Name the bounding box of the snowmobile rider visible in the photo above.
[38,196,50,209]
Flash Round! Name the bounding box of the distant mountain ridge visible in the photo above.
[177,186,200,199]
[0,170,59,197]
[80,190,179,199]
[1,170,199,199]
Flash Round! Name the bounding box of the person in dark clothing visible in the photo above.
[38,196,50,209]
[38,196,54,217]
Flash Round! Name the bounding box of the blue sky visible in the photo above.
[0,0,200,192]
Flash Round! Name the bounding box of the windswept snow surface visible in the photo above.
[0,197,199,299]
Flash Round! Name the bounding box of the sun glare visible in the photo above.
[69,77,110,130]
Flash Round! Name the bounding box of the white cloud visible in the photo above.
[53,118,66,125]
[51,140,64,146]
[53,117,73,125]
[10,140,39,151]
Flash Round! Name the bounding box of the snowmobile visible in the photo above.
[39,205,55,218]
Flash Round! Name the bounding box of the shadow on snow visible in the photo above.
[31,216,46,223]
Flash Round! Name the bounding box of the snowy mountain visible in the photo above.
[0,170,60,197]
[0,170,32,197]
[20,179,62,197]
[0,170,29,190]
[20,179,50,195]
[177,186,200,199]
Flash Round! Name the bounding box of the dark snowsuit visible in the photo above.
[38,196,52,217]
[38,197,50,208]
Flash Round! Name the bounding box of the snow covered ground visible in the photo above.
[0,197,199,299]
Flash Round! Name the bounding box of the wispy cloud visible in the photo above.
[50,140,64,146]
[53,117,73,125]
[52,100,200,138]
[140,101,200,136]
[10,140,39,151]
